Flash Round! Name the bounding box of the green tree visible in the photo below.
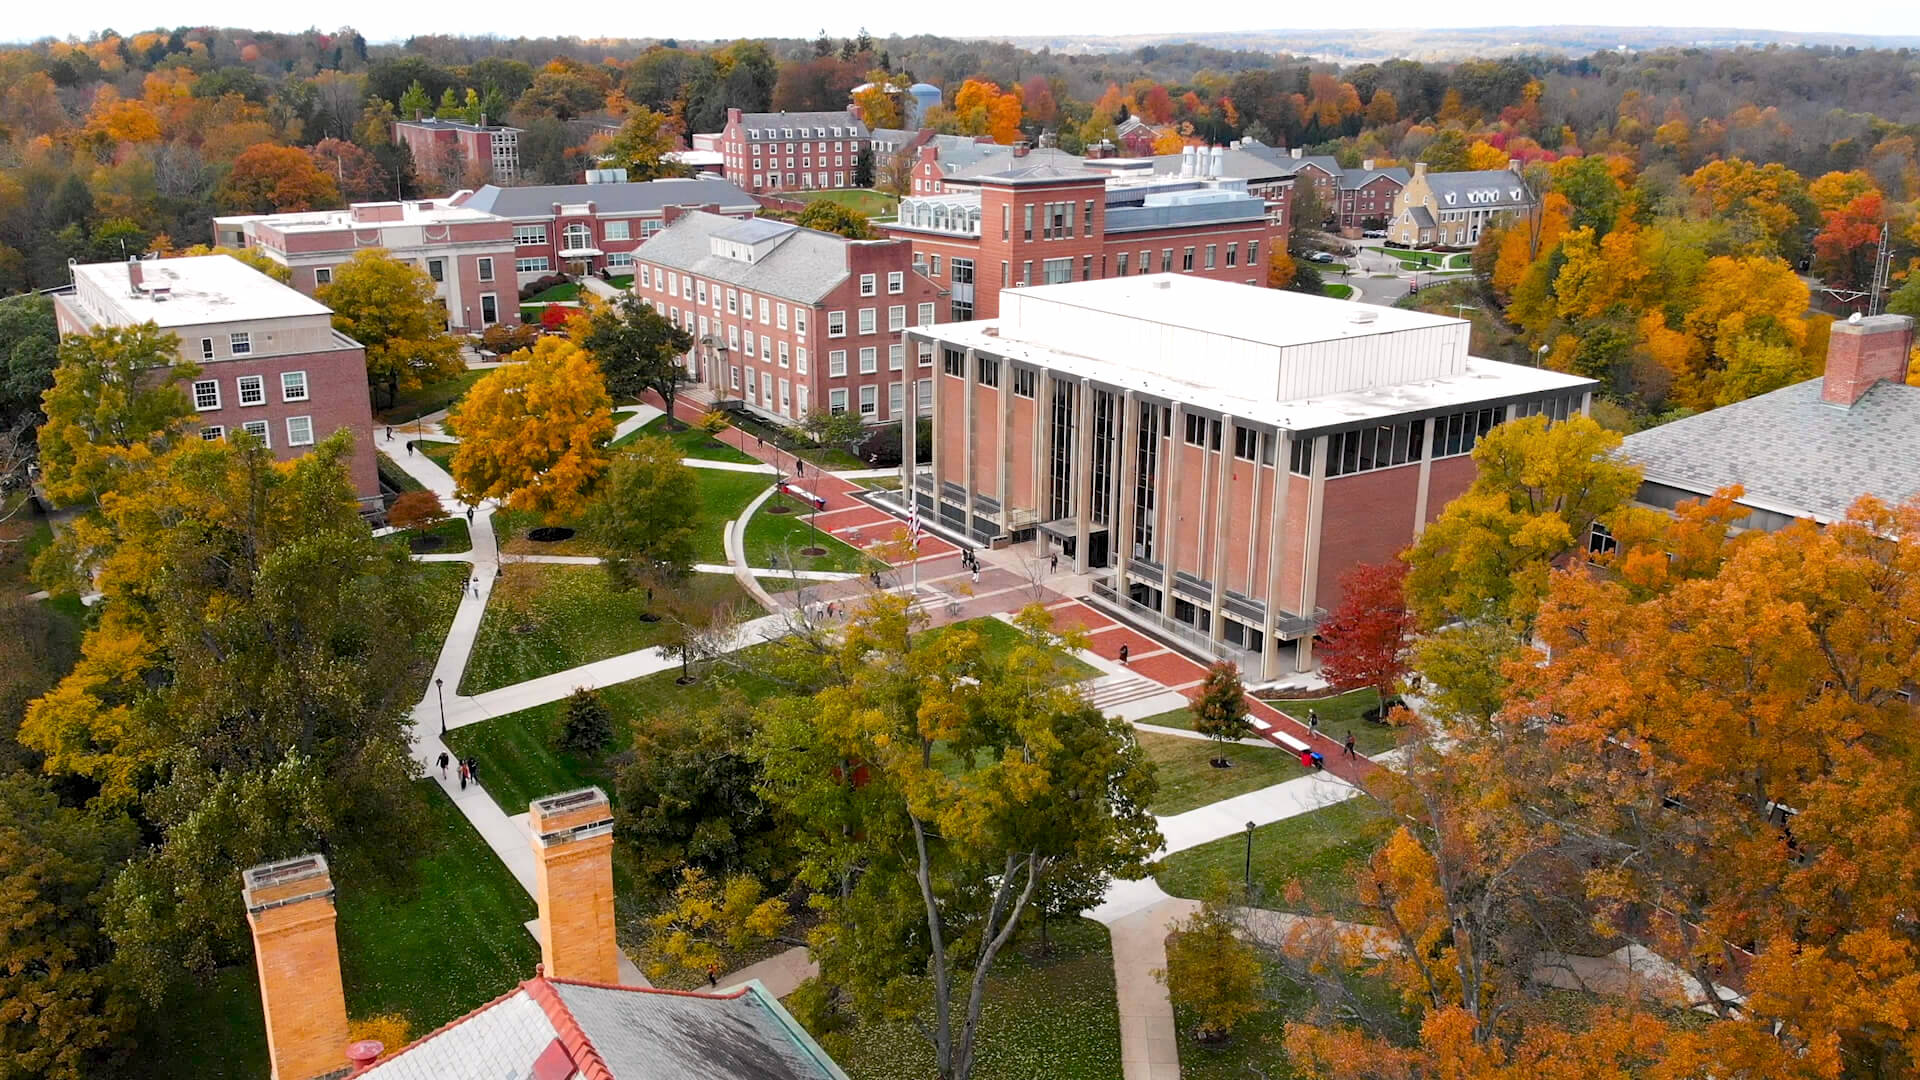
[557,688,612,755]
[1159,888,1263,1042]
[577,294,694,419]
[794,200,873,239]
[0,294,59,432]
[852,144,875,188]
[34,323,197,507]
[317,248,463,409]
[583,435,699,591]
[752,601,1160,1080]
[796,406,863,448]
[0,773,139,1080]
[1188,661,1251,760]
[397,79,431,120]
[604,106,690,180]
[617,690,789,880]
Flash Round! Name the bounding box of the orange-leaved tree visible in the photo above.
[449,336,613,520]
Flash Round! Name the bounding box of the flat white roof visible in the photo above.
[220,199,501,234]
[71,255,331,328]
[1011,274,1459,349]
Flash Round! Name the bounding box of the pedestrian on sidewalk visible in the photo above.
[1119,643,1130,665]
[467,758,480,786]
[1344,731,1356,759]
[407,441,415,455]
[466,505,475,524]
[706,963,718,988]
[1308,708,1319,734]
[437,751,449,778]
[459,761,469,789]
[1049,552,1058,572]
[385,425,393,439]
[971,567,980,585]
[470,576,480,598]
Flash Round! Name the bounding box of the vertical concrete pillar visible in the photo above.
[995,359,1013,536]
[899,336,917,505]
[1161,403,1185,606]
[530,788,618,984]
[1207,414,1235,644]
[1295,437,1329,673]
[930,343,947,526]
[1114,389,1140,595]
[961,348,976,544]
[243,855,350,1080]
[1033,373,1052,553]
[1260,432,1293,681]
[1072,377,1093,573]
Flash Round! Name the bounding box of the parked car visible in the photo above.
[1309,251,1336,263]
[1363,229,1388,238]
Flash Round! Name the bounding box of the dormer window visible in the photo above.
[1511,189,1522,200]
[1445,193,1456,205]
[783,128,793,138]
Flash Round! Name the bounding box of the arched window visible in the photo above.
[563,223,592,251]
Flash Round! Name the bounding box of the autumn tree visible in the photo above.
[1810,190,1884,290]
[752,600,1159,1080]
[643,866,791,983]
[1267,250,1298,290]
[576,294,694,418]
[307,137,390,202]
[1189,661,1251,760]
[603,106,688,180]
[1315,560,1414,702]
[945,79,1023,145]
[449,337,613,519]
[557,688,613,755]
[1160,890,1264,1043]
[216,143,341,214]
[385,489,447,531]
[616,689,791,881]
[34,323,197,507]
[317,248,464,409]
[796,199,872,239]
[850,71,902,132]
[582,435,699,591]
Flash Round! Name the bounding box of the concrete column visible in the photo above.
[1295,437,1329,673]
[1114,390,1140,594]
[961,348,976,543]
[1412,441,1434,538]
[1072,377,1093,573]
[1033,374,1052,553]
[1161,403,1185,606]
[1260,432,1293,681]
[995,360,1013,536]
[899,336,917,501]
[930,343,947,524]
[1207,414,1235,643]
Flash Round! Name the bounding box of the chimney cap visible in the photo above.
[347,1040,385,1073]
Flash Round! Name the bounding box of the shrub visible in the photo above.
[558,687,614,755]
[1159,893,1263,1042]
[695,409,731,436]
[516,272,570,302]
[386,489,448,531]
[481,322,540,355]
[347,1014,411,1054]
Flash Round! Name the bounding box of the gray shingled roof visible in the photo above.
[946,148,1098,184]
[738,111,868,139]
[1619,377,1920,523]
[554,981,840,1080]
[638,211,852,302]
[359,990,558,1080]
[1423,168,1531,207]
[459,178,757,219]
[1146,147,1296,182]
[927,134,999,172]
[1347,166,1410,188]
[1405,205,1436,229]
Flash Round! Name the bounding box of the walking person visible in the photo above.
[1308,708,1319,735]
[971,567,980,585]
[1049,552,1058,572]
[437,751,449,779]
[471,576,480,598]
[466,505,475,524]
[706,963,719,988]
[385,425,394,440]
[1343,731,1357,759]
[458,761,469,790]
[1118,643,1130,666]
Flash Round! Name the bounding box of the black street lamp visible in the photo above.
[1244,820,1257,889]
[435,677,446,736]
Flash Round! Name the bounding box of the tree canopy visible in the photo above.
[316,248,464,409]
[448,336,614,519]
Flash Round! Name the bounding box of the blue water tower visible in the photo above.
[907,83,942,128]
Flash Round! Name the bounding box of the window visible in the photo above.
[859,385,877,416]
[930,255,941,277]
[942,347,965,376]
[285,415,314,446]
[1013,368,1037,397]
[1043,258,1072,284]
[1587,522,1618,560]
[776,304,788,329]
[742,293,754,321]
[889,343,905,369]
[242,419,271,447]
[280,371,308,402]
[917,302,935,326]
[640,266,652,288]
[200,337,215,360]
[759,297,770,323]
[976,354,999,387]
[860,273,876,296]
[829,388,849,414]
[237,375,265,406]
[1325,418,1429,477]
[562,223,592,252]
[516,257,551,273]
[1117,253,1129,276]
[918,341,934,367]
[760,334,770,359]
[1432,406,1505,458]
[1182,247,1195,271]
[229,332,252,356]
[1205,244,1217,270]
[698,281,709,305]
[1225,243,1237,267]
[1161,249,1173,273]
[743,334,756,358]
[890,381,905,416]
[858,347,878,374]
[1023,204,1034,241]
[313,267,331,285]
[888,305,906,331]
[856,308,876,335]
[796,347,808,374]
[1139,250,1151,274]
[200,425,224,441]
[1248,240,1260,267]
[603,220,630,241]
[477,257,493,282]
[1233,425,1259,461]
[779,340,791,367]
[726,289,737,314]
[427,259,445,283]
[829,350,848,377]
[794,310,807,337]
[827,311,846,337]
[481,294,499,324]
[193,379,221,411]
[1184,412,1210,447]
[513,224,547,245]
[887,271,904,294]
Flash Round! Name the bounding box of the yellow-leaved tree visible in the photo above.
[317,248,464,410]
[448,337,613,519]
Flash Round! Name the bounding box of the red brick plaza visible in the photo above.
[655,393,1378,784]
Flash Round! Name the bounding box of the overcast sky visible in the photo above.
[14,2,1920,46]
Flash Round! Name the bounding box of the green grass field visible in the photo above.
[690,469,777,563]
[1255,687,1400,757]
[384,516,471,555]
[1154,797,1393,922]
[788,188,901,219]
[415,440,459,474]
[1322,283,1354,299]
[1136,730,1306,815]
[606,274,634,289]
[741,492,876,574]
[820,918,1120,1080]
[461,564,752,694]
[375,368,490,425]
[612,414,761,463]
[525,282,580,303]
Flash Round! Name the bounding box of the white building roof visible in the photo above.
[219,198,502,234]
[918,276,1591,433]
[69,255,331,328]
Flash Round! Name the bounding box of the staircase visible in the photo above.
[1084,673,1169,711]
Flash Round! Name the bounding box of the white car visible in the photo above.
[1308,251,1336,263]
[1363,229,1387,238]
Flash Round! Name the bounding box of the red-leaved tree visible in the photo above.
[1316,560,1415,700]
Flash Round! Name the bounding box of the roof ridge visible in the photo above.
[356,982,527,1071]
[525,976,616,1080]
[543,973,754,1000]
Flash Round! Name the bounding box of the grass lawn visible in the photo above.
[444,644,787,813]
[375,368,490,425]
[690,468,777,564]
[613,414,760,464]
[461,564,753,694]
[526,282,580,303]
[1154,797,1393,922]
[929,615,1099,679]
[132,782,537,1080]
[853,475,901,490]
[606,274,633,289]
[788,188,901,218]
[1256,688,1401,757]
[1322,283,1354,299]
[1136,730,1304,815]
[377,450,424,493]
[726,409,868,471]
[492,507,599,557]
[411,562,470,681]
[820,918,1120,1080]
[520,305,544,323]
[415,440,459,475]
[742,492,876,574]
[384,516,471,555]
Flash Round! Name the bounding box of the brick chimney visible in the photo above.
[529,788,618,983]
[127,256,143,296]
[243,855,351,1080]
[1821,313,1915,406]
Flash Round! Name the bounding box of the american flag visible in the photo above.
[906,498,922,550]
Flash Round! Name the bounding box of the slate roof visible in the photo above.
[1619,377,1920,524]
[737,111,869,139]
[1146,146,1297,182]
[1346,166,1410,189]
[945,148,1099,184]
[458,178,757,219]
[637,211,855,303]
[1422,168,1532,208]
[359,977,848,1080]
[1404,205,1436,229]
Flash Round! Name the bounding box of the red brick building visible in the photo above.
[900,275,1594,677]
[54,255,380,509]
[631,212,941,426]
[717,108,871,195]
[883,148,1276,322]
[392,117,522,183]
[453,176,758,282]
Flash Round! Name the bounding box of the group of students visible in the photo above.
[436,750,482,789]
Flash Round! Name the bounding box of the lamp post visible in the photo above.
[435,677,446,736]
[1244,820,1257,889]
[1536,343,1550,368]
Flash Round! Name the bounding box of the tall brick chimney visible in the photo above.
[1821,313,1915,406]
[529,788,618,983]
[243,855,351,1080]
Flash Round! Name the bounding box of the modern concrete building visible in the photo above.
[883,148,1277,323]
[53,255,379,509]
[631,212,941,426]
[1613,313,1920,543]
[717,108,871,194]
[392,116,522,183]
[1387,161,1536,249]
[900,275,1594,677]
[212,198,519,332]
[454,176,758,281]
